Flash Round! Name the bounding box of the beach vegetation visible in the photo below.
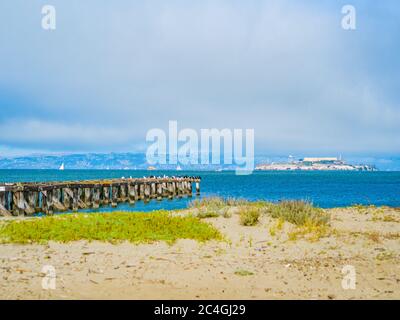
[222,209,232,219]
[239,207,260,226]
[0,211,222,244]
[264,201,330,241]
[376,250,396,261]
[269,225,276,237]
[382,215,398,222]
[366,232,381,243]
[371,211,399,223]
[197,211,220,219]
[288,221,330,242]
[190,197,227,219]
[225,198,250,207]
[190,197,227,210]
[351,204,379,215]
[269,218,284,237]
[234,269,254,276]
[190,196,252,209]
[267,200,329,226]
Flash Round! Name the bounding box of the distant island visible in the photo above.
[255,157,377,171]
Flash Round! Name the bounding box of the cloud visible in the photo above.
[0,119,145,152]
[0,0,399,155]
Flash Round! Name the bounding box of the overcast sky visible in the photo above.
[0,0,399,157]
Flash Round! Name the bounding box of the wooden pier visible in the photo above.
[0,176,201,217]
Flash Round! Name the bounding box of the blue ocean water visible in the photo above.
[0,170,399,211]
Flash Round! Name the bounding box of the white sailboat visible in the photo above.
[59,163,65,171]
[176,165,182,171]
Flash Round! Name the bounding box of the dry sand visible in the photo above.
[0,206,399,299]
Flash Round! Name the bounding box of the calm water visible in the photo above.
[1,170,399,212]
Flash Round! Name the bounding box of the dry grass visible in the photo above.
[190,197,227,210]
[366,232,381,243]
[238,207,260,226]
[376,251,396,261]
[191,197,332,240]
[265,201,331,241]
[268,201,329,226]
[347,231,400,241]
[190,197,227,219]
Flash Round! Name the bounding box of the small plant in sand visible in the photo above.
[366,232,381,243]
[351,204,377,215]
[222,209,232,219]
[383,215,398,222]
[269,218,284,237]
[372,210,399,223]
[376,250,396,261]
[234,269,254,276]
[248,236,253,247]
[239,207,260,226]
[269,226,276,237]
[196,211,220,219]
[288,220,330,242]
[214,248,227,256]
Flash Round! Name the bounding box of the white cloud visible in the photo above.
[0,0,399,154]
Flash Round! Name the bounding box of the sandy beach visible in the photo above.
[0,205,399,300]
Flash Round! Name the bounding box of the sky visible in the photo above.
[0,0,399,159]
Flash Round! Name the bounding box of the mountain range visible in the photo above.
[0,153,399,171]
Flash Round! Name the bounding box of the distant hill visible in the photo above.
[0,153,399,170]
[0,153,148,170]
[0,152,242,170]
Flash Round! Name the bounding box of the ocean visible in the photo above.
[1,170,399,212]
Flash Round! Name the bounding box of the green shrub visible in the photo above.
[197,211,220,219]
[0,211,223,244]
[234,269,254,276]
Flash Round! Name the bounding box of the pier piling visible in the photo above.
[0,176,201,217]
[128,183,136,205]
[196,181,200,195]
